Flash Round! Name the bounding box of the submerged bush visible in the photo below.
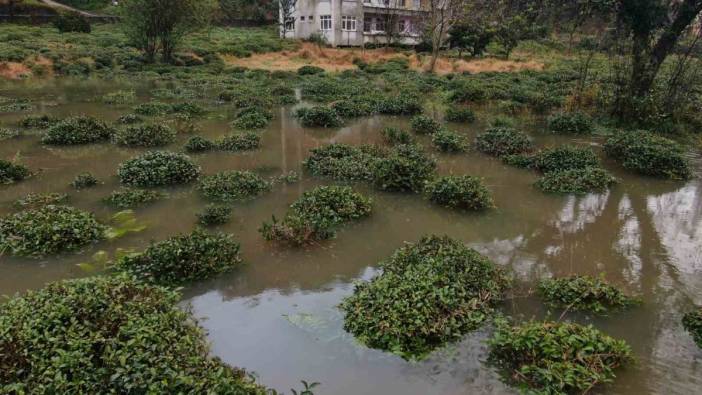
[377,95,422,115]
[431,129,467,152]
[102,90,136,105]
[410,115,441,135]
[536,167,617,195]
[42,116,115,145]
[184,136,216,153]
[0,275,266,393]
[380,127,414,145]
[71,172,100,189]
[0,205,105,257]
[197,204,233,226]
[20,114,59,129]
[489,321,633,394]
[103,188,167,209]
[231,106,272,130]
[113,124,176,148]
[0,128,19,141]
[303,143,385,182]
[475,127,533,157]
[331,98,376,118]
[198,170,270,202]
[118,151,200,187]
[0,159,31,184]
[295,106,343,128]
[538,275,639,314]
[260,186,372,245]
[14,193,68,209]
[340,235,509,359]
[528,145,600,173]
[216,132,261,151]
[425,176,494,210]
[116,113,143,125]
[133,101,172,116]
[372,144,437,192]
[548,111,594,135]
[683,308,702,348]
[604,131,692,180]
[445,106,476,123]
[116,229,241,286]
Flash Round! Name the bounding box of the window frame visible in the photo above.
[320,15,332,31]
[342,15,357,31]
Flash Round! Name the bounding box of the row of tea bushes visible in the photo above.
[184,132,261,153]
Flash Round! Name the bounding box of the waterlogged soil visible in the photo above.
[1,78,701,394]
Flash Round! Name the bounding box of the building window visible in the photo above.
[364,17,372,32]
[300,16,305,21]
[413,0,420,8]
[285,17,295,31]
[398,0,406,6]
[320,15,332,30]
[342,16,356,31]
[375,17,386,32]
[309,15,314,22]
[398,19,406,33]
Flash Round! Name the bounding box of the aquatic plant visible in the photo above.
[431,129,467,153]
[538,275,640,314]
[445,106,476,123]
[683,308,702,348]
[216,132,261,151]
[118,151,200,187]
[380,127,414,145]
[71,172,100,189]
[340,235,509,359]
[115,229,242,286]
[113,124,176,148]
[0,205,106,257]
[13,193,68,209]
[20,114,59,129]
[489,321,633,394]
[103,188,167,209]
[410,115,441,135]
[198,170,270,202]
[260,186,372,245]
[184,135,216,153]
[0,159,31,184]
[604,130,692,180]
[197,204,233,226]
[536,167,617,195]
[42,116,115,145]
[424,176,494,210]
[372,144,437,193]
[231,106,272,130]
[548,111,594,135]
[303,144,385,182]
[295,106,343,128]
[475,127,533,157]
[0,275,267,393]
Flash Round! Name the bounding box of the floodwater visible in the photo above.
[1,79,701,394]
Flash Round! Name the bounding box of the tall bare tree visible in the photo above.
[422,0,467,72]
[279,0,297,38]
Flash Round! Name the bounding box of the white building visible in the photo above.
[281,0,427,47]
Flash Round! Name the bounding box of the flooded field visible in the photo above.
[1,79,701,394]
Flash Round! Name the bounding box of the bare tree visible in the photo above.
[279,0,297,39]
[423,0,467,72]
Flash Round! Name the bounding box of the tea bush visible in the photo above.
[0,275,267,394]
[14,193,68,210]
[340,235,509,359]
[113,124,176,147]
[260,186,372,245]
[372,144,437,192]
[118,151,200,187]
[116,113,143,125]
[380,127,414,145]
[71,172,100,189]
[536,167,617,195]
[198,170,270,202]
[0,205,106,257]
[231,106,272,130]
[115,229,242,286]
[54,13,91,33]
[133,101,172,116]
[475,128,533,157]
[538,275,640,314]
[185,135,216,153]
[604,131,692,180]
[303,143,385,182]
[298,65,325,75]
[410,115,441,135]
[216,132,261,151]
[0,160,31,184]
[295,106,343,128]
[197,204,233,226]
[489,321,633,394]
[20,114,59,129]
[103,188,167,209]
[331,98,376,118]
[528,146,600,173]
[424,176,494,210]
[377,95,423,115]
[445,106,476,123]
[432,129,467,153]
[548,111,594,135]
[683,308,702,348]
[42,116,115,145]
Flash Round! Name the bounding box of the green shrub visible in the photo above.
[42,116,115,145]
[0,128,19,141]
[330,98,376,118]
[340,235,509,359]
[536,167,617,195]
[377,95,423,115]
[116,113,143,125]
[528,145,600,173]
[372,144,437,192]
[115,229,242,286]
[0,205,105,257]
[169,102,207,117]
[53,13,91,33]
[216,132,261,151]
[103,188,167,209]
[197,204,233,226]
[184,135,216,153]
[683,308,702,348]
[475,127,533,157]
[424,176,494,210]
[303,143,385,182]
[431,129,467,152]
[298,65,325,75]
[20,114,59,129]
[0,159,31,184]
[538,275,640,314]
[295,106,343,128]
[380,127,414,145]
[0,275,267,394]
[118,151,200,187]
[489,115,517,128]
[260,186,372,245]
[102,90,136,105]
[448,80,488,103]
[548,111,593,135]
[13,193,68,210]
[489,321,633,394]
[198,170,270,202]
[231,106,272,130]
[604,131,692,180]
[133,101,172,116]
[113,124,176,147]
[445,106,476,123]
[410,115,441,135]
[71,172,100,189]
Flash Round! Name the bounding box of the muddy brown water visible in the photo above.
[1,79,701,394]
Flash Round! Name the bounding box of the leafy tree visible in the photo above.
[448,23,493,57]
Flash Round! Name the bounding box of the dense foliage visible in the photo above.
[0,159,30,184]
[547,111,594,135]
[536,167,617,195]
[118,151,200,187]
[71,172,100,189]
[528,146,600,173]
[424,176,494,210]
[20,115,59,129]
[113,124,176,147]
[295,106,343,128]
[340,236,509,359]
[445,106,476,123]
[54,13,91,34]
[260,186,372,245]
[489,321,633,394]
[303,144,385,182]
[538,276,640,314]
[0,205,105,257]
[431,129,467,152]
[231,106,272,130]
[683,308,702,348]
[184,135,216,153]
[198,170,270,202]
[410,115,442,135]
[475,127,533,157]
[604,131,692,180]
[372,144,437,192]
[197,204,233,226]
[0,275,266,393]
[42,116,115,145]
[103,188,167,209]
[216,132,261,151]
[116,229,242,286]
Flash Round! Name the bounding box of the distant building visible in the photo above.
[280,0,427,47]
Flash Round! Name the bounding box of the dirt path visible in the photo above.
[39,0,101,17]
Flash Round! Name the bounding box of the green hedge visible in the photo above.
[42,116,115,145]
[198,171,270,202]
[425,175,494,210]
[604,131,692,180]
[538,275,639,314]
[118,151,200,187]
